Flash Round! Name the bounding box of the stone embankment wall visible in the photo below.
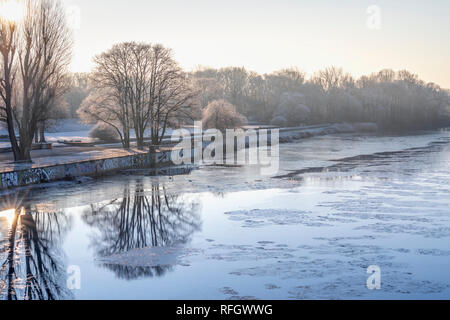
[0,149,175,190]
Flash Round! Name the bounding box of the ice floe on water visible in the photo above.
[224,209,333,227]
[208,237,450,299]
[97,246,201,268]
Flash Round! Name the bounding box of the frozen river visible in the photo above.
[1,129,449,299]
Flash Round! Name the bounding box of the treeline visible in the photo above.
[13,65,450,142]
[64,66,450,134]
[25,63,450,137]
[190,66,450,131]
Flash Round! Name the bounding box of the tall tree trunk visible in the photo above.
[18,126,33,162]
[39,121,46,143]
[19,146,32,162]
[136,129,144,150]
[123,129,129,148]
[5,112,21,162]
[2,63,21,161]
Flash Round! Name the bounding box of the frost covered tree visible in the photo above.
[65,73,90,118]
[202,99,247,131]
[312,66,354,92]
[191,67,306,122]
[354,69,450,130]
[271,93,310,127]
[192,65,449,130]
[0,0,72,162]
[193,73,222,110]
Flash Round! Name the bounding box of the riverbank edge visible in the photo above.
[0,123,379,191]
[0,150,178,190]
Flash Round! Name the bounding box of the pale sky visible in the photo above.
[61,0,450,88]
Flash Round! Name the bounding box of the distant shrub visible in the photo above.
[202,99,247,131]
[270,116,288,127]
[89,123,120,142]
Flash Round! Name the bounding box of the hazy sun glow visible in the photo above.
[0,0,25,22]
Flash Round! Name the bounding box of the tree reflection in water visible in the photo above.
[83,180,202,280]
[0,205,73,300]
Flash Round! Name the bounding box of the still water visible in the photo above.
[1,130,450,299]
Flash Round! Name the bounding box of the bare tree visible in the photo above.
[0,9,20,160]
[87,42,152,149]
[146,44,200,146]
[83,42,199,149]
[78,88,131,147]
[0,0,72,162]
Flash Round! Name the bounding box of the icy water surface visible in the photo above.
[1,130,449,299]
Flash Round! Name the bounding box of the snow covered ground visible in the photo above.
[0,119,93,148]
[1,129,450,299]
[1,120,373,149]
